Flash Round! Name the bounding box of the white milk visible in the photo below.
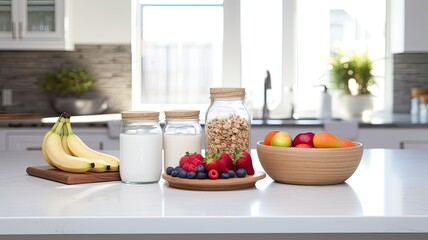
[120,133,163,183]
[163,134,202,168]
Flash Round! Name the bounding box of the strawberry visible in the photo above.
[179,152,191,167]
[233,149,255,175]
[187,163,197,173]
[219,152,235,171]
[182,162,190,171]
[203,153,228,173]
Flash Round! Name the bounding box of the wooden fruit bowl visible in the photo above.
[256,141,363,185]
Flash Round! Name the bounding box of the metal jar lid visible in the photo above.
[121,111,159,120]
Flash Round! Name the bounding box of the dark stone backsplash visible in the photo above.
[393,53,428,113]
[0,45,131,116]
[1,46,427,116]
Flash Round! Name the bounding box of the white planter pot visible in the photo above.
[340,94,374,118]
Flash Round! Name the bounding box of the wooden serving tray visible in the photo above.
[162,170,266,191]
[26,165,121,185]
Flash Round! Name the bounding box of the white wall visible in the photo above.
[391,0,428,53]
[72,0,131,44]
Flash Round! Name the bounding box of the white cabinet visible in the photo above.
[0,0,73,50]
[390,0,428,53]
[0,127,119,151]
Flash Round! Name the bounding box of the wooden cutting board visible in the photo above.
[0,113,41,120]
[26,165,121,185]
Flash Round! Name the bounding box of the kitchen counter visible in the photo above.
[1,149,428,239]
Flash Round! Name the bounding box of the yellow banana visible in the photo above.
[88,158,111,173]
[65,120,120,171]
[60,118,110,172]
[45,118,95,173]
[42,115,64,167]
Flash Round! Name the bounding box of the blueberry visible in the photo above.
[171,170,179,177]
[236,168,247,178]
[166,167,174,175]
[196,164,205,173]
[179,170,188,178]
[187,171,197,179]
[220,172,230,179]
[196,172,207,179]
[228,170,236,178]
[175,166,183,171]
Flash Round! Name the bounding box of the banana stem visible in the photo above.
[62,118,69,136]
[65,119,74,135]
[55,118,67,134]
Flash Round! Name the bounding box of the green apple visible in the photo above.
[270,131,293,147]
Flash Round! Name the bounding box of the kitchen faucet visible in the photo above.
[263,70,271,120]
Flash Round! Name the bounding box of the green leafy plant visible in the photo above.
[330,51,376,95]
[35,67,95,97]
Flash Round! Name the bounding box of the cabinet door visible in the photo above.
[0,0,14,39]
[0,0,72,50]
[5,129,119,151]
[20,0,64,39]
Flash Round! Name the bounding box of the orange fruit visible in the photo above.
[313,131,342,148]
[294,143,312,148]
[264,130,280,145]
[339,138,355,147]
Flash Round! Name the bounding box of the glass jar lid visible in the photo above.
[121,111,159,120]
[210,88,246,99]
[165,110,200,120]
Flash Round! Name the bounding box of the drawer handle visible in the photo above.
[26,147,42,151]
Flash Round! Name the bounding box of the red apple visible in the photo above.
[292,132,315,147]
[270,131,293,147]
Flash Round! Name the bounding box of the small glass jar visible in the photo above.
[163,110,202,169]
[205,88,251,155]
[120,111,163,184]
[419,95,428,123]
[411,88,428,116]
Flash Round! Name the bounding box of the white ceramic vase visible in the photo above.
[340,94,374,118]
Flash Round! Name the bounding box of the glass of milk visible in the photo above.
[120,111,163,184]
[163,110,202,169]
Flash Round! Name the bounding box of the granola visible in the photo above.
[205,114,250,155]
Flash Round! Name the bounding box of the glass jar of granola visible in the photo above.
[205,88,251,155]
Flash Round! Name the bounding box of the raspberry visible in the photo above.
[208,169,219,179]
[188,153,203,166]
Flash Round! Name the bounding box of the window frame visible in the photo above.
[131,0,392,118]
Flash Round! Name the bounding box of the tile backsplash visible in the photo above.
[0,45,131,116]
[1,46,427,116]
[393,53,428,113]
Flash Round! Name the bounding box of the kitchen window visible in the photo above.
[132,0,387,118]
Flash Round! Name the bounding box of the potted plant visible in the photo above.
[35,67,108,115]
[330,51,376,117]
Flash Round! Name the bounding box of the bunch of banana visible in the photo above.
[42,112,120,173]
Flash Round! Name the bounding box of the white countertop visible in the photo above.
[1,149,428,236]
